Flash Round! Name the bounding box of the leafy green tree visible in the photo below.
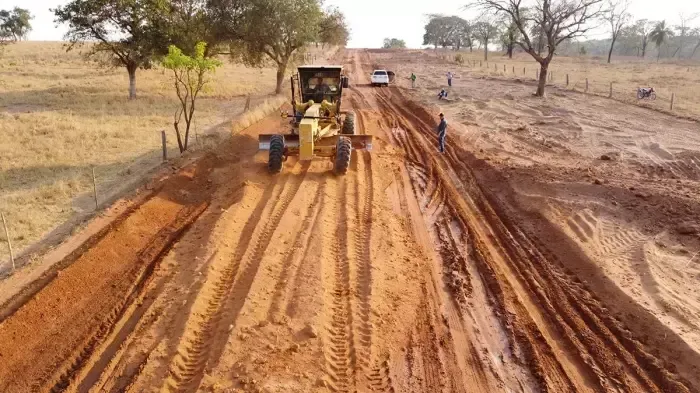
[383,38,406,49]
[650,20,674,61]
[0,7,32,41]
[500,21,520,58]
[53,0,170,100]
[473,20,499,60]
[319,7,350,48]
[232,0,324,94]
[162,42,222,153]
[423,15,471,51]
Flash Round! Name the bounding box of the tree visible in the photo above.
[53,0,170,100]
[0,7,32,41]
[319,7,350,48]
[473,20,499,61]
[233,0,324,94]
[674,12,698,58]
[468,0,606,96]
[605,0,630,63]
[383,38,407,49]
[162,42,222,153]
[689,27,700,58]
[650,20,674,61]
[500,20,520,58]
[422,15,472,51]
[634,19,653,57]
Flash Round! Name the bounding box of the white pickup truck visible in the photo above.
[370,70,395,87]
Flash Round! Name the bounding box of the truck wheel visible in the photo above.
[342,111,355,134]
[334,137,352,175]
[268,135,285,174]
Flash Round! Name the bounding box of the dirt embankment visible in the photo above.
[0,49,698,393]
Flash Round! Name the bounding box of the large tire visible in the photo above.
[268,135,285,174]
[650,92,657,100]
[334,137,352,175]
[342,112,355,135]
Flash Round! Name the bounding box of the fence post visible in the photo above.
[566,74,569,86]
[549,72,553,82]
[503,64,506,72]
[523,67,525,75]
[244,94,251,111]
[1,212,14,271]
[671,93,675,110]
[609,82,613,98]
[494,63,497,71]
[512,66,515,74]
[480,60,482,67]
[92,167,98,210]
[585,78,589,93]
[161,130,168,161]
[536,70,539,80]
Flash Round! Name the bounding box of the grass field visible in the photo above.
[419,49,700,119]
[0,42,313,264]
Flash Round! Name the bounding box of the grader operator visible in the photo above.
[258,65,373,175]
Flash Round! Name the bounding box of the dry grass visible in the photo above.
[0,42,331,265]
[413,49,700,119]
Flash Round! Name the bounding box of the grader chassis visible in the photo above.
[258,65,372,174]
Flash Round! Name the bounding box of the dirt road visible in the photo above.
[0,50,698,393]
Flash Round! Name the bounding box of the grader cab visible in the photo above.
[258,65,373,175]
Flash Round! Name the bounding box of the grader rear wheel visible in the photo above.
[334,137,352,175]
[268,135,285,174]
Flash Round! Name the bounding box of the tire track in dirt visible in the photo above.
[323,175,357,393]
[160,164,309,393]
[374,83,695,392]
[266,176,326,322]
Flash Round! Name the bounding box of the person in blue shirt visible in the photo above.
[437,113,447,153]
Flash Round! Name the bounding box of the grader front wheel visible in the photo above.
[342,111,355,135]
[268,135,285,174]
[334,137,352,175]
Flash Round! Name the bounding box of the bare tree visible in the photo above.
[605,0,630,63]
[467,0,605,96]
[674,12,699,58]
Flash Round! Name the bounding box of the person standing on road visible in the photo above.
[437,113,448,153]
[447,71,453,87]
[411,72,417,88]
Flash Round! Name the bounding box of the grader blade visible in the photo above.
[258,134,373,151]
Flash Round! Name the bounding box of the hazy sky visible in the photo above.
[3,0,700,48]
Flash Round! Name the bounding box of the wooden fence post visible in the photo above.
[585,78,589,92]
[480,60,482,67]
[523,67,525,75]
[494,63,497,71]
[92,167,98,210]
[536,70,539,80]
[549,71,553,82]
[609,82,613,98]
[566,74,569,86]
[671,93,675,110]
[1,212,14,271]
[244,94,251,111]
[161,130,167,161]
[512,66,515,74]
[503,64,506,72]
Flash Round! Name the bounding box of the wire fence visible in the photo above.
[437,54,700,121]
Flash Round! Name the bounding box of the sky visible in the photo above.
[2,0,700,48]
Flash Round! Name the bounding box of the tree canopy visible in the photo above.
[423,15,472,51]
[383,38,407,49]
[0,7,32,42]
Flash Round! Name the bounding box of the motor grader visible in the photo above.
[258,65,373,174]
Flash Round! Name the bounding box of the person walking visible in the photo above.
[437,113,448,153]
[411,72,417,88]
[446,71,453,87]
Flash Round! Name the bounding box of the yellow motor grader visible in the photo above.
[258,65,373,174]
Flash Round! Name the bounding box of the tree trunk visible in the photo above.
[691,40,700,58]
[484,42,488,61]
[127,65,137,100]
[642,38,647,57]
[607,36,617,63]
[535,62,549,97]
[275,61,287,94]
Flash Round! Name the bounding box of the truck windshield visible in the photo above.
[374,71,387,76]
